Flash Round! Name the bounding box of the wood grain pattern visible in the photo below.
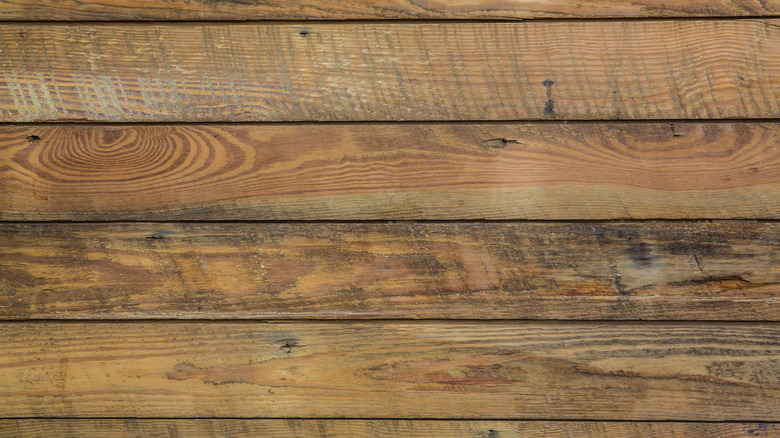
[1,322,779,419]
[2,419,778,437]
[2,21,780,122]
[2,123,779,220]
[3,0,780,20]
[1,222,778,320]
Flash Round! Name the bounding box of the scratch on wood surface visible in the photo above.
[2,21,780,121]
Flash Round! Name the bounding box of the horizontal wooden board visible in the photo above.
[2,123,779,220]
[3,0,780,20]
[1,222,778,320]
[1,322,779,419]
[2,419,777,437]
[2,21,780,122]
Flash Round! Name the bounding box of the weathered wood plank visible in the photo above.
[2,21,780,122]
[1,322,778,419]
[3,0,780,20]
[2,123,779,220]
[1,222,778,320]
[2,419,777,437]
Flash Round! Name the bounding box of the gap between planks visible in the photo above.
[6,118,780,126]
[6,16,780,24]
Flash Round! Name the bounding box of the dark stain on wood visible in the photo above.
[1,222,777,320]
[542,80,555,119]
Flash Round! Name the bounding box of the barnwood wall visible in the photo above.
[0,1,778,437]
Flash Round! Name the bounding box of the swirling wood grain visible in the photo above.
[1,123,778,220]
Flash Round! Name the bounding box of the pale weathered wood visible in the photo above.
[2,123,779,220]
[1,322,778,419]
[3,0,780,20]
[2,21,780,122]
[2,419,777,437]
[1,222,778,320]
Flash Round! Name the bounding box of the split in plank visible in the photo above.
[1,322,778,419]
[1,222,778,320]
[1,123,778,220]
[1,419,777,437]
[2,21,780,122]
